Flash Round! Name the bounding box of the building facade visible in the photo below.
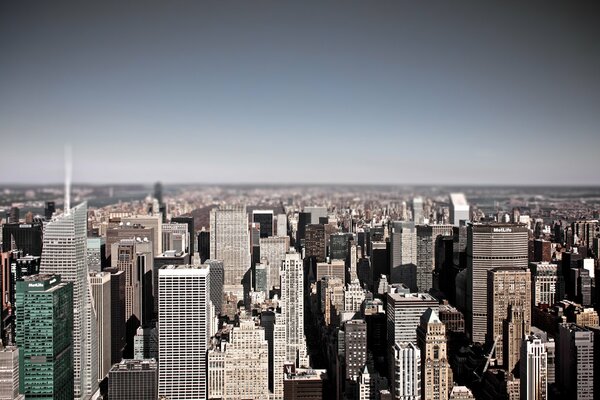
[158,265,211,400]
[15,275,73,399]
[39,203,98,398]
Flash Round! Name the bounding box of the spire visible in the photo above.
[64,144,72,215]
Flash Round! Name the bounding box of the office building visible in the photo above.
[198,228,210,263]
[260,236,290,290]
[449,386,475,399]
[86,237,105,272]
[277,213,288,237]
[134,326,158,360]
[15,275,73,399]
[108,359,158,400]
[0,346,23,400]
[330,233,352,261]
[392,342,421,400]
[529,262,562,307]
[89,272,111,381]
[417,309,450,400]
[468,223,529,344]
[121,215,163,256]
[281,252,309,366]
[105,223,154,262]
[104,268,126,365]
[253,209,274,238]
[210,205,251,298]
[255,262,268,295]
[487,267,531,368]
[386,291,439,348]
[304,206,327,225]
[283,365,326,400]
[344,319,367,381]
[416,225,434,293]
[316,259,345,283]
[344,280,367,314]
[305,224,326,262]
[207,319,269,399]
[557,324,594,400]
[1,222,43,256]
[39,203,98,398]
[389,221,417,290]
[158,265,210,400]
[153,250,190,315]
[449,193,470,227]
[162,222,189,253]
[412,197,424,224]
[171,215,195,254]
[112,239,144,327]
[520,335,548,400]
[204,259,224,315]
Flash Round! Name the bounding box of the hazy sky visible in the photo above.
[1,1,599,185]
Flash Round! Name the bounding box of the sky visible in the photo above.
[1,1,599,185]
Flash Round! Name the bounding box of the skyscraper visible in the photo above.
[200,259,224,316]
[557,324,594,400]
[277,213,288,237]
[389,221,417,290]
[89,272,112,381]
[198,228,210,263]
[1,221,43,256]
[15,275,73,399]
[392,342,421,400]
[386,291,439,348]
[158,264,210,400]
[39,202,98,398]
[487,267,531,368]
[281,252,309,366]
[207,319,269,399]
[416,225,434,293]
[467,223,529,344]
[412,197,424,224]
[210,205,251,298]
[449,193,469,227]
[260,236,290,290]
[520,335,548,400]
[171,215,195,254]
[305,224,326,262]
[104,268,126,365]
[417,309,451,400]
[122,215,163,256]
[108,359,158,400]
[0,345,23,400]
[529,262,562,307]
[253,210,275,238]
[344,319,367,381]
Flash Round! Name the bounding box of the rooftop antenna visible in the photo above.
[65,144,72,215]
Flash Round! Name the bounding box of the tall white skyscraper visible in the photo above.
[280,252,309,366]
[449,193,470,227]
[520,335,548,400]
[393,342,421,400]
[209,205,251,298]
[40,202,98,398]
[158,265,211,400]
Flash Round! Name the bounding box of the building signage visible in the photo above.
[493,227,512,233]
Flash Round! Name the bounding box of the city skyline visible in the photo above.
[2,1,600,185]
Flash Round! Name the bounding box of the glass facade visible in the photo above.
[15,275,73,400]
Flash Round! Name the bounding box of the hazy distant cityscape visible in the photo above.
[2,1,600,399]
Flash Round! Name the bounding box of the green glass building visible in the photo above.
[15,274,73,399]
